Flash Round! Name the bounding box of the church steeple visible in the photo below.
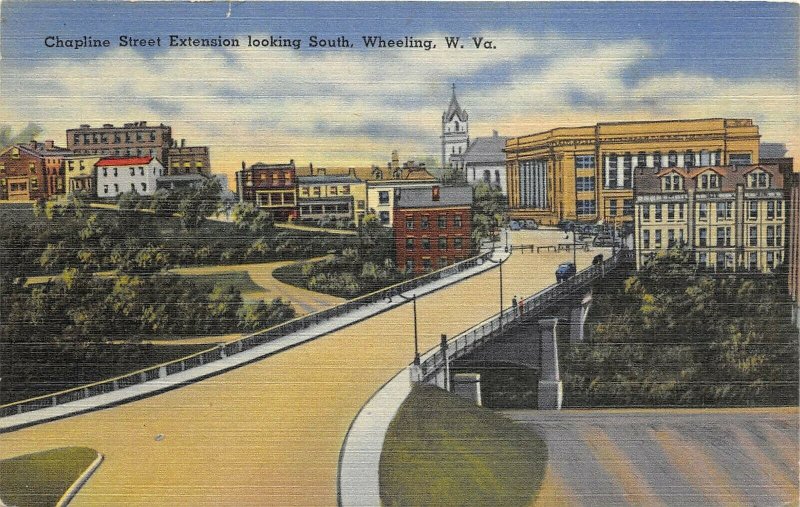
[443,83,468,123]
[441,84,470,170]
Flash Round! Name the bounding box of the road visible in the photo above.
[0,231,605,506]
[506,408,799,507]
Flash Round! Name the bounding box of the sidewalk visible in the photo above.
[1,247,508,433]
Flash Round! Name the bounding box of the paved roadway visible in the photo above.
[507,408,799,507]
[0,231,602,506]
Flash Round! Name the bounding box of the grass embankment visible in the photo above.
[181,271,266,295]
[0,447,100,507]
[380,385,547,506]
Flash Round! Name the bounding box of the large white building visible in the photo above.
[460,130,509,194]
[441,84,469,170]
[95,156,164,198]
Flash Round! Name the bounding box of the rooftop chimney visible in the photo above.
[242,161,246,171]
[181,139,185,148]
[309,162,314,175]
[391,150,399,170]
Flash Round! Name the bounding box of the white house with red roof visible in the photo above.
[95,156,164,198]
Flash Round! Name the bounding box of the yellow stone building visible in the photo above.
[633,164,786,272]
[63,154,102,196]
[505,118,761,225]
[296,174,368,223]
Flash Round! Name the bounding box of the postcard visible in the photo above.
[0,1,798,506]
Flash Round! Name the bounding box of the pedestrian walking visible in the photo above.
[512,295,518,316]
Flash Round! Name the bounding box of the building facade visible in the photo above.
[0,144,46,201]
[788,169,800,328]
[167,140,211,176]
[236,161,298,221]
[67,122,173,164]
[461,131,509,194]
[63,154,102,196]
[634,164,785,272]
[297,174,366,223]
[366,167,439,226]
[441,84,469,170]
[393,185,473,274]
[95,156,164,198]
[506,118,761,225]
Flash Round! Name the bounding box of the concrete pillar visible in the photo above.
[569,292,592,345]
[159,366,167,379]
[537,318,563,410]
[453,373,482,406]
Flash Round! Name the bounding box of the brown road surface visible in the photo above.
[0,239,601,506]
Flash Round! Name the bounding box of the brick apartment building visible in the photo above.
[393,185,473,273]
[0,140,69,201]
[167,139,211,175]
[236,160,298,221]
[67,122,173,164]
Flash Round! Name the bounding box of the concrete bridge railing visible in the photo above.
[1,250,494,419]
[411,250,629,387]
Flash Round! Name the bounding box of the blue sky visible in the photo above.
[1,1,797,177]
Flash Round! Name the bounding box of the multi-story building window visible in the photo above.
[454,237,463,249]
[453,215,462,227]
[576,200,596,215]
[405,238,414,250]
[607,155,617,188]
[698,202,708,221]
[379,211,390,224]
[777,200,783,219]
[421,216,429,229]
[698,227,707,247]
[716,226,732,247]
[729,153,752,166]
[438,215,446,228]
[749,201,758,220]
[406,218,414,229]
[379,191,389,204]
[749,226,758,247]
[698,252,708,266]
[438,237,447,249]
[766,225,775,246]
[654,230,662,248]
[637,152,647,168]
[668,151,678,167]
[717,201,733,220]
[421,238,431,250]
[766,251,775,270]
[653,151,662,170]
[767,201,775,220]
[624,200,634,216]
[749,252,758,270]
[622,154,632,189]
[643,230,650,249]
[576,176,595,191]
[642,205,651,221]
[438,257,448,269]
[668,229,676,248]
[575,155,595,169]
[776,224,782,247]
[684,150,695,168]
[667,203,675,221]
[405,259,414,271]
[422,258,432,271]
[654,204,662,222]
[609,200,618,216]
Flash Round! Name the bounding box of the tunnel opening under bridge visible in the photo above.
[450,362,540,409]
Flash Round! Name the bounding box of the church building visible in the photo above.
[441,84,470,171]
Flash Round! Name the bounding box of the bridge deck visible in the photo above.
[0,244,605,506]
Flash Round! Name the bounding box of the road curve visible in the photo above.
[0,243,601,506]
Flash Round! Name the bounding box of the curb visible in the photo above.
[56,451,104,507]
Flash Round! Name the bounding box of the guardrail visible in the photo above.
[413,250,631,384]
[1,250,494,418]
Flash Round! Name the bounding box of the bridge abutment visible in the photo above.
[536,318,562,410]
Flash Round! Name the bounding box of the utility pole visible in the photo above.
[441,334,450,391]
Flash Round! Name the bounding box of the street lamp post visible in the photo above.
[499,259,504,331]
[412,294,420,365]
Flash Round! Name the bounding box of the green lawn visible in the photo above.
[0,447,100,507]
[380,385,548,507]
[179,271,266,295]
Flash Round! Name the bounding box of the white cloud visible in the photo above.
[0,31,796,186]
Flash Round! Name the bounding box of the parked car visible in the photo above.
[522,220,538,230]
[555,262,577,283]
[509,220,522,231]
[593,234,623,247]
[557,220,575,232]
